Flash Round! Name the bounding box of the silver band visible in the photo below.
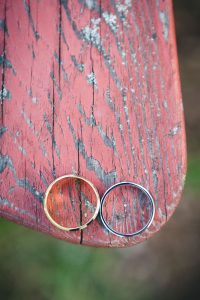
[100,181,155,237]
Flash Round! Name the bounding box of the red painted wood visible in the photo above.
[0,0,187,247]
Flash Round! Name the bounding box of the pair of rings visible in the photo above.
[44,174,155,237]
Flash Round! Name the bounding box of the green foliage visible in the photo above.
[185,155,200,191]
[0,219,151,300]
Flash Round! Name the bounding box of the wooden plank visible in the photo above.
[0,0,187,247]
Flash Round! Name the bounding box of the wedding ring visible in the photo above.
[44,174,100,231]
[100,181,155,237]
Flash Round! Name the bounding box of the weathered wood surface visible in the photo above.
[0,0,187,247]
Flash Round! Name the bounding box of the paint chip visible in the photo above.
[102,12,117,33]
[116,0,132,25]
[71,55,84,72]
[159,11,169,41]
[0,126,7,137]
[0,86,11,101]
[169,124,181,136]
[32,96,38,104]
[82,18,101,48]
[87,72,98,89]
[85,0,95,10]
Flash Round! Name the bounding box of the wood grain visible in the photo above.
[0,0,187,247]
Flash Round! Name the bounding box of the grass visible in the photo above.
[185,155,200,191]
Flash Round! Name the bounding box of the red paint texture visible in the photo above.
[0,0,187,247]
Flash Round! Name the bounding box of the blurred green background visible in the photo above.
[1,1,200,299]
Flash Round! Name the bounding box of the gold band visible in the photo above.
[43,174,100,231]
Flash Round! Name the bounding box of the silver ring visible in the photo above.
[100,182,155,237]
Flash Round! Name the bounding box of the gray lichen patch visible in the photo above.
[87,72,98,89]
[23,0,40,40]
[32,96,38,104]
[0,126,7,137]
[0,19,7,33]
[50,70,62,100]
[77,102,116,151]
[71,55,84,72]
[54,51,68,81]
[163,99,168,109]
[21,110,34,130]
[80,191,96,213]
[97,125,116,151]
[84,0,96,10]
[18,145,27,156]
[28,88,38,104]
[82,18,101,49]
[102,12,118,33]
[116,0,132,25]
[0,154,10,173]
[77,102,96,126]
[0,86,11,101]
[43,113,61,159]
[67,116,117,186]
[159,11,169,41]
[11,131,27,156]
[0,153,44,202]
[0,196,37,220]
[0,54,16,75]
[169,124,181,137]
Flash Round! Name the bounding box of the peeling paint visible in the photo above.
[97,125,116,151]
[28,88,38,104]
[0,126,7,137]
[151,32,157,40]
[102,12,117,33]
[169,124,181,136]
[116,0,132,25]
[80,191,96,213]
[9,186,15,194]
[0,19,7,33]
[67,116,117,186]
[32,96,38,104]
[39,171,49,187]
[71,55,84,72]
[43,113,60,159]
[77,102,96,126]
[62,1,122,89]
[57,22,69,49]
[87,72,97,89]
[159,11,169,41]
[0,86,11,101]
[54,51,68,81]
[84,0,96,10]
[121,87,137,176]
[78,102,116,150]
[11,131,27,156]
[23,0,40,40]
[0,196,37,220]
[21,110,34,130]
[0,54,16,75]
[82,18,101,48]
[163,100,168,109]
[0,153,44,202]
[18,145,27,156]
[21,110,48,158]
[105,88,130,174]
[0,154,9,173]
[50,70,62,100]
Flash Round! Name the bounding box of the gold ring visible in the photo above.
[43,174,100,231]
